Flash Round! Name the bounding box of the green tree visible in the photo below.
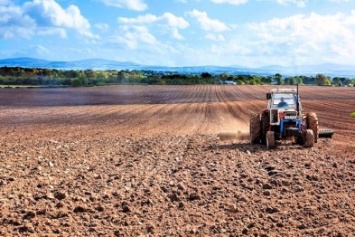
[340,77,349,85]
[201,72,212,78]
[84,69,95,78]
[237,80,245,85]
[297,76,303,85]
[117,71,127,84]
[274,73,282,85]
[315,73,328,85]
[71,78,82,87]
[219,73,229,81]
[262,75,273,84]
[250,75,261,85]
[289,77,296,85]
[332,77,342,86]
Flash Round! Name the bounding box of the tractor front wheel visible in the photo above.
[304,129,314,148]
[306,112,318,143]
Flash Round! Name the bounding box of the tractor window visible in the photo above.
[272,94,296,108]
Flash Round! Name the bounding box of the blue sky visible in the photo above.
[1,0,355,67]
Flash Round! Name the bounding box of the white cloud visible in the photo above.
[274,0,308,7]
[161,12,189,29]
[110,13,191,65]
[130,26,157,45]
[187,9,230,32]
[173,29,185,40]
[37,27,67,38]
[119,13,189,29]
[0,0,97,39]
[210,0,248,5]
[100,0,147,11]
[32,44,50,54]
[119,14,158,24]
[118,12,189,40]
[0,3,33,26]
[244,12,355,65]
[107,26,184,66]
[178,10,355,67]
[23,0,98,39]
[0,26,34,39]
[112,25,157,49]
[249,13,352,46]
[0,3,35,39]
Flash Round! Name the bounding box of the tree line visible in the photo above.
[0,67,354,87]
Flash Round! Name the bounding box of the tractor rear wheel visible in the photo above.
[304,129,314,148]
[261,112,270,144]
[306,112,318,143]
[297,132,305,146]
[266,131,276,149]
[250,112,261,144]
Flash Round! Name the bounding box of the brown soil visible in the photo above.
[0,85,354,236]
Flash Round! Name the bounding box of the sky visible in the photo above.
[1,0,355,67]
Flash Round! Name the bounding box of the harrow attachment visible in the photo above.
[217,131,249,141]
[318,129,335,139]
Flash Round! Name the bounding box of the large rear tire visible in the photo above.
[250,112,261,144]
[297,132,305,146]
[306,112,318,143]
[261,112,270,144]
[266,131,276,149]
[304,129,314,148]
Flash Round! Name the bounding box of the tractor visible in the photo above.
[250,86,332,149]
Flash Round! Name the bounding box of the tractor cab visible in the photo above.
[266,89,302,127]
[271,93,296,109]
[267,88,300,109]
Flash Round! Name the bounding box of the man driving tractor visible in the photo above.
[278,97,288,108]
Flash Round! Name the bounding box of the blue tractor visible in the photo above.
[250,87,321,149]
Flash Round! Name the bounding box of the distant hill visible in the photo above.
[0,57,140,70]
[0,57,354,77]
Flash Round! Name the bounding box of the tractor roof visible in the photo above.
[270,88,297,94]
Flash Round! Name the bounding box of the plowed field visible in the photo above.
[0,85,354,236]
